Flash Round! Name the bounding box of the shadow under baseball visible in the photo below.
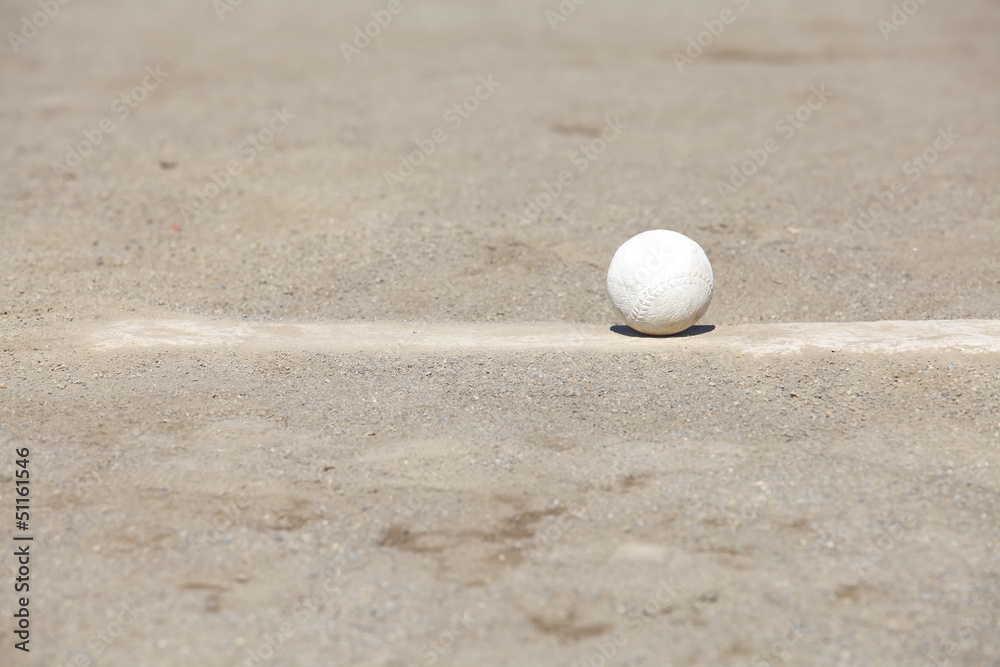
[610,324,716,338]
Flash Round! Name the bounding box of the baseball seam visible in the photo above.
[629,271,713,322]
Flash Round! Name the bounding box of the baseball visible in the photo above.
[606,230,714,336]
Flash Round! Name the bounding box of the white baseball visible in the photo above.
[606,230,714,336]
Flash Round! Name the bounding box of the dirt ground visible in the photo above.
[2,0,999,665]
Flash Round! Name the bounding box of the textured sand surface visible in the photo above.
[2,0,999,666]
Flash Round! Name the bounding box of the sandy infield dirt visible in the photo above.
[2,1,999,666]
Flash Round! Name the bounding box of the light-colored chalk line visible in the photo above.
[87,318,1000,355]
